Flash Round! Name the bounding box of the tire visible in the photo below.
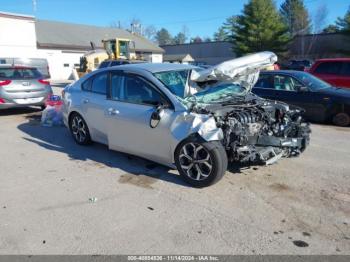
[332,112,350,127]
[69,113,92,145]
[175,137,228,188]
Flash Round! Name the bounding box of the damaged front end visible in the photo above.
[184,52,311,165]
[196,98,310,165]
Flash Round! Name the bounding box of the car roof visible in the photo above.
[115,63,197,73]
[315,58,350,62]
[260,70,305,75]
[0,65,36,69]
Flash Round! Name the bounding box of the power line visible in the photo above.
[145,15,229,27]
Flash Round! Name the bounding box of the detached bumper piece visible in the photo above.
[250,135,308,150]
[241,127,310,165]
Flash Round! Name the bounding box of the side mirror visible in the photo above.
[150,104,166,128]
[298,86,308,92]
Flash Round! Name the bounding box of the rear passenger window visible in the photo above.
[91,73,108,94]
[314,62,342,75]
[255,75,273,89]
[99,61,109,69]
[111,61,122,66]
[82,78,91,91]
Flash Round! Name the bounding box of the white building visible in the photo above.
[0,11,164,80]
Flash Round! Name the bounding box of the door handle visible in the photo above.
[83,98,89,104]
[107,108,119,115]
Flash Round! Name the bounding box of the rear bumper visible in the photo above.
[0,88,52,109]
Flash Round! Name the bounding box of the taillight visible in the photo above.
[38,79,50,85]
[0,80,11,86]
[0,98,6,103]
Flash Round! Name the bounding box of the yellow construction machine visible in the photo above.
[77,38,136,78]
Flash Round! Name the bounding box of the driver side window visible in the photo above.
[121,75,162,106]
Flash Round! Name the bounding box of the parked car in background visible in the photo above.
[0,66,52,110]
[284,59,313,71]
[0,58,50,79]
[62,53,310,187]
[97,59,145,69]
[253,70,350,126]
[308,58,350,88]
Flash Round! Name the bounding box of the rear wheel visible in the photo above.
[333,112,350,127]
[69,113,92,145]
[175,138,227,188]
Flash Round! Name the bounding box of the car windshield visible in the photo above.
[296,72,331,90]
[189,82,247,104]
[154,69,247,105]
[0,67,41,80]
[154,70,190,97]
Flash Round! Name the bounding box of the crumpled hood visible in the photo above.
[190,51,277,91]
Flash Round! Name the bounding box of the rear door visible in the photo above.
[79,72,109,143]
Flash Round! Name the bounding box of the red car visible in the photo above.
[309,58,350,88]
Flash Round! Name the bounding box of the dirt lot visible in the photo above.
[0,84,349,255]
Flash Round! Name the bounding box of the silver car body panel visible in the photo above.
[0,79,52,109]
[63,64,225,167]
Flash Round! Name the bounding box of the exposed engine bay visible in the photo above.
[191,94,311,165]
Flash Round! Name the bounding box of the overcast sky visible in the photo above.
[1,0,349,39]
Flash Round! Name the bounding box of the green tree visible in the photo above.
[191,36,203,43]
[280,0,311,36]
[213,26,228,41]
[232,0,291,56]
[173,32,187,44]
[155,28,173,45]
[222,16,237,42]
[322,24,340,34]
[203,37,212,42]
[336,6,350,33]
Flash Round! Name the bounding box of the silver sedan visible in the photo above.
[62,60,309,187]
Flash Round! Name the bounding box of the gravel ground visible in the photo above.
[0,84,349,255]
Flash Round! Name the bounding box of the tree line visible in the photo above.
[213,0,350,56]
[112,0,350,55]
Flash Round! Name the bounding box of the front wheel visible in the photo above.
[175,138,227,188]
[69,113,92,145]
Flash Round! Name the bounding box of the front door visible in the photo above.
[104,72,175,164]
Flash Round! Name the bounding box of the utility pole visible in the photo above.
[32,0,37,13]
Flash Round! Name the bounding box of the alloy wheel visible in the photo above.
[178,142,213,181]
[71,115,87,143]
